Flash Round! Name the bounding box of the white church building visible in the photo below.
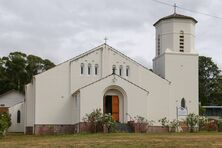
[25,13,199,134]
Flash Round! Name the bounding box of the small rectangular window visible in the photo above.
[119,68,122,76]
[80,64,84,75]
[95,67,98,75]
[180,50,184,52]
[112,65,116,74]
[88,67,91,75]
[180,46,184,49]
[126,66,129,76]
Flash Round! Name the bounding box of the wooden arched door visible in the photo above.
[112,96,119,121]
[104,95,119,122]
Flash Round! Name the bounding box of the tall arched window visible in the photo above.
[181,98,186,108]
[95,64,98,75]
[126,66,129,76]
[17,110,21,123]
[80,63,84,75]
[119,65,123,76]
[179,31,184,52]
[88,64,91,75]
[112,65,116,74]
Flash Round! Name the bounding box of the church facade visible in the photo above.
[25,13,199,134]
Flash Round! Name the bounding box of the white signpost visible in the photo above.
[176,106,188,132]
[177,107,188,116]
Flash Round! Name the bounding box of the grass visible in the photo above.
[0,132,222,148]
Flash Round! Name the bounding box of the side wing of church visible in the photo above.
[24,13,198,134]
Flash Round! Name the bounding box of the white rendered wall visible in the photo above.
[8,102,24,132]
[79,75,149,123]
[25,82,35,133]
[70,48,102,92]
[155,19,196,56]
[34,61,74,124]
[73,92,80,124]
[165,53,199,119]
[153,17,198,120]
[31,43,172,125]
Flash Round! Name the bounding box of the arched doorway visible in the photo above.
[104,95,119,121]
[103,85,127,123]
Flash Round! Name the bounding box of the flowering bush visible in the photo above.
[158,117,169,128]
[83,109,115,133]
[198,116,208,130]
[169,119,179,132]
[102,113,115,132]
[186,113,199,132]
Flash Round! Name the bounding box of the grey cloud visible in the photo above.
[0,0,221,70]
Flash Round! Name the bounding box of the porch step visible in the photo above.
[115,123,133,133]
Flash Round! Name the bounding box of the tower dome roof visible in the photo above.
[153,13,198,26]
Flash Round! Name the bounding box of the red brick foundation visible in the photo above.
[25,126,34,135]
[34,124,75,135]
[30,123,188,135]
[74,122,103,133]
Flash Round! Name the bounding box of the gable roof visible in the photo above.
[33,43,170,83]
[73,73,149,94]
[0,90,24,107]
[69,43,170,83]
[154,13,198,26]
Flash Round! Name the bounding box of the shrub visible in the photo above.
[186,113,199,132]
[102,113,115,132]
[198,116,207,130]
[129,115,154,133]
[0,112,11,136]
[169,119,179,132]
[158,117,169,128]
[83,109,103,133]
[205,119,217,131]
[216,119,222,132]
[83,109,116,133]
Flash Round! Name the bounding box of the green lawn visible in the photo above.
[0,132,222,148]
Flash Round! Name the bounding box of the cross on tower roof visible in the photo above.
[174,3,177,14]
[104,37,108,44]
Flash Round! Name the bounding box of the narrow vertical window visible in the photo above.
[17,110,21,123]
[95,64,98,75]
[119,65,123,76]
[126,66,129,76]
[80,63,84,75]
[179,31,184,52]
[181,98,186,108]
[88,64,91,75]
[112,65,116,74]
[157,35,160,55]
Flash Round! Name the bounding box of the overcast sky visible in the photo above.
[0,0,221,70]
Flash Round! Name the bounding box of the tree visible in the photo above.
[0,52,55,94]
[199,56,221,105]
[2,52,28,93]
[210,75,222,105]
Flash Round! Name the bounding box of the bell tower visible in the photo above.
[153,13,199,118]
